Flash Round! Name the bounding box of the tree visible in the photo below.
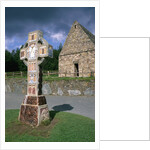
[5,43,62,72]
[5,49,27,72]
[5,50,14,72]
[40,49,59,70]
[58,43,63,51]
[13,48,27,71]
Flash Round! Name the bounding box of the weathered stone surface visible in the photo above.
[19,104,50,126]
[19,105,38,126]
[23,96,37,105]
[42,83,52,95]
[22,95,47,105]
[38,96,47,105]
[39,105,49,123]
[83,88,94,96]
[68,90,81,96]
[59,21,95,77]
[5,78,27,94]
[13,83,23,93]
[5,84,11,93]
[6,78,95,96]
[57,87,63,96]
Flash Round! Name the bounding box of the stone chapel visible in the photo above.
[59,21,95,77]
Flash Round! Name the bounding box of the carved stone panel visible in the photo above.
[20,49,26,60]
[28,85,36,96]
[28,74,36,84]
[28,62,36,72]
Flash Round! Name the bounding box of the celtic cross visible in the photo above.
[19,30,53,126]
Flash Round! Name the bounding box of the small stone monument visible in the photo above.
[18,30,53,126]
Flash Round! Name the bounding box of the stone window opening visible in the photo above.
[74,63,79,77]
[42,48,44,54]
[32,34,34,40]
[75,25,77,29]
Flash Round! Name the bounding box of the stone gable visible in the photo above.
[59,21,95,77]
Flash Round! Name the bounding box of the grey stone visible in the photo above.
[5,84,11,93]
[5,78,95,96]
[84,88,94,96]
[13,83,22,93]
[57,87,63,96]
[68,90,81,96]
[42,83,52,95]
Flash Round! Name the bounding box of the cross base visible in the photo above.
[18,95,50,126]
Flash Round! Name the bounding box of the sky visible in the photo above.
[5,7,95,51]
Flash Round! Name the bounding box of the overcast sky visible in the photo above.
[5,7,95,51]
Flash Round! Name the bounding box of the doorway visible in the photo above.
[74,63,79,77]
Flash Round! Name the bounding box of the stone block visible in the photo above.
[5,84,11,93]
[84,88,94,96]
[42,83,52,95]
[19,105,38,126]
[23,95,47,105]
[57,87,63,96]
[68,90,81,96]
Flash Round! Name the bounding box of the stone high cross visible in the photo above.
[19,30,53,126]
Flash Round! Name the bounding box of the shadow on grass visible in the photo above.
[49,110,59,121]
[50,104,73,121]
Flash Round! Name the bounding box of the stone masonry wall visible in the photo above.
[60,22,95,55]
[5,78,95,96]
[59,50,95,77]
[59,21,95,77]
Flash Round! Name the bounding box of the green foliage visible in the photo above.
[5,109,95,142]
[5,48,27,72]
[41,119,51,126]
[5,43,62,72]
[5,73,95,81]
[40,49,61,71]
[5,50,14,72]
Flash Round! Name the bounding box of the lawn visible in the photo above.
[43,76,95,81]
[6,75,95,81]
[5,71,95,81]
[5,109,95,142]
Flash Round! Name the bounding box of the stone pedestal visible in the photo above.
[19,95,49,126]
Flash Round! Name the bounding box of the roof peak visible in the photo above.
[60,20,95,56]
[72,21,95,43]
[73,20,79,25]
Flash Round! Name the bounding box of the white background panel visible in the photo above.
[100,0,150,37]
[100,141,150,150]
[0,0,100,150]
[100,38,149,140]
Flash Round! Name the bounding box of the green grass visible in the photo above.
[6,75,95,81]
[5,109,95,142]
[43,76,95,81]
[5,71,95,81]
[6,75,27,79]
